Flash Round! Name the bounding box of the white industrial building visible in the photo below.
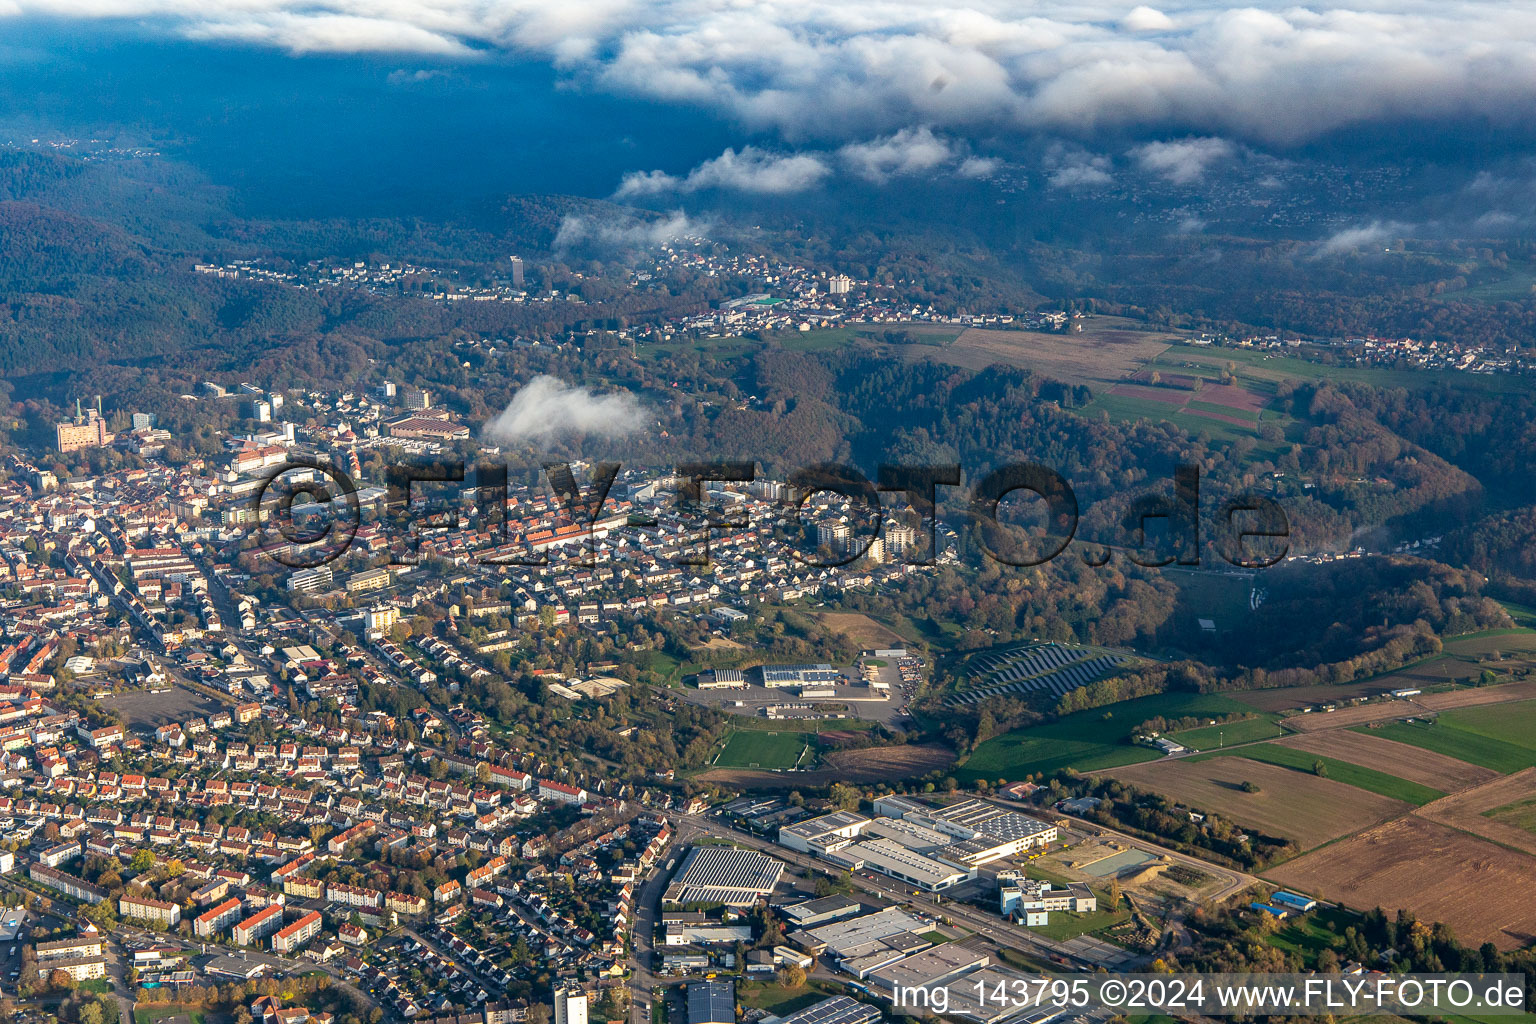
[826,837,973,892]
[777,810,871,855]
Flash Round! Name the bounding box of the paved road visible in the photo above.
[102,931,135,1024]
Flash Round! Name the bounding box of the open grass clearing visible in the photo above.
[1167,715,1285,751]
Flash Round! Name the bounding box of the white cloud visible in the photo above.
[12,2,1536,147]
[838,127,956,182]
[1132,136,1234,184]
[957,155,1000,178]
[1314,220,1407,256]
[484,375,649,444]
[1045,143,1113,188]
[1122,6,1174,32]
[387,68,449,85]
[615,147,831,196]
[554,210,703,249]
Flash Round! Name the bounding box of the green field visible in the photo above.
[738,979,848,1015]
[1185,399,1259,421]
[1190,743,1445,805]
[784,323,964,352]
[1029,901,1133,941]
[715,730,811,769]
[135,1010,205,1024]
[1148,344,1530,394]
[1360,699,1536,774]
[1168,715,1284,750]
[1501,601,1536,628]
[957,692,1259,782]
[1265,908,1357,963]
[1081,392,1269,445]
[1484,794,1536,834]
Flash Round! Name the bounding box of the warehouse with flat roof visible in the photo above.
[777,810,870,855]
[664,846,784,906]
[804,906,930,957]
[772,995,882,1024]
[760,664,839,688]
[827,837,973,892]
[778,894,864,928]
[866,943,990,993]
[688,980,735,1024]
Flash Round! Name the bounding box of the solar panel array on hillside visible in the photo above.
[949,643,1129,704]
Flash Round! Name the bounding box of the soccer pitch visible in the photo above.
[715,730,812,769]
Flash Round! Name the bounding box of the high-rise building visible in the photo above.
[55,403,112,453]
[403,386,432,410]
[817,521,851,552]
[509,256,525,288]
[553,986,587,1024]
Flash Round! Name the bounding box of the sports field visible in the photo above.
[715,730,811,770]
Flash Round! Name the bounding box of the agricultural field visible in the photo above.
[637,333,760,363]
[1361,630,1536,695]
[1416,677,1536,710]
[697,743,956,789]
[1265,815,1536,949]
[1361,699,1536,774]
[1108,756,1411,850]
[1232,681,1407,712]
[1414,768,1536,857]
[1190,743,1445,805]
[714,730,811,770]
[1501,601,1536,628]
[1145,343,1530,395]
[1104,379,1268,435]
[1487,794,1536,833]
[814,610,909,650]
[915,317,1176,386]
[784,322,964,352]
[1281,700,1423,733]
[1079,339,1531,448]
[1277,730,1497,792]
[955,692,1260,782]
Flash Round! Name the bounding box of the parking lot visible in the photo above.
[97,684,228,729]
